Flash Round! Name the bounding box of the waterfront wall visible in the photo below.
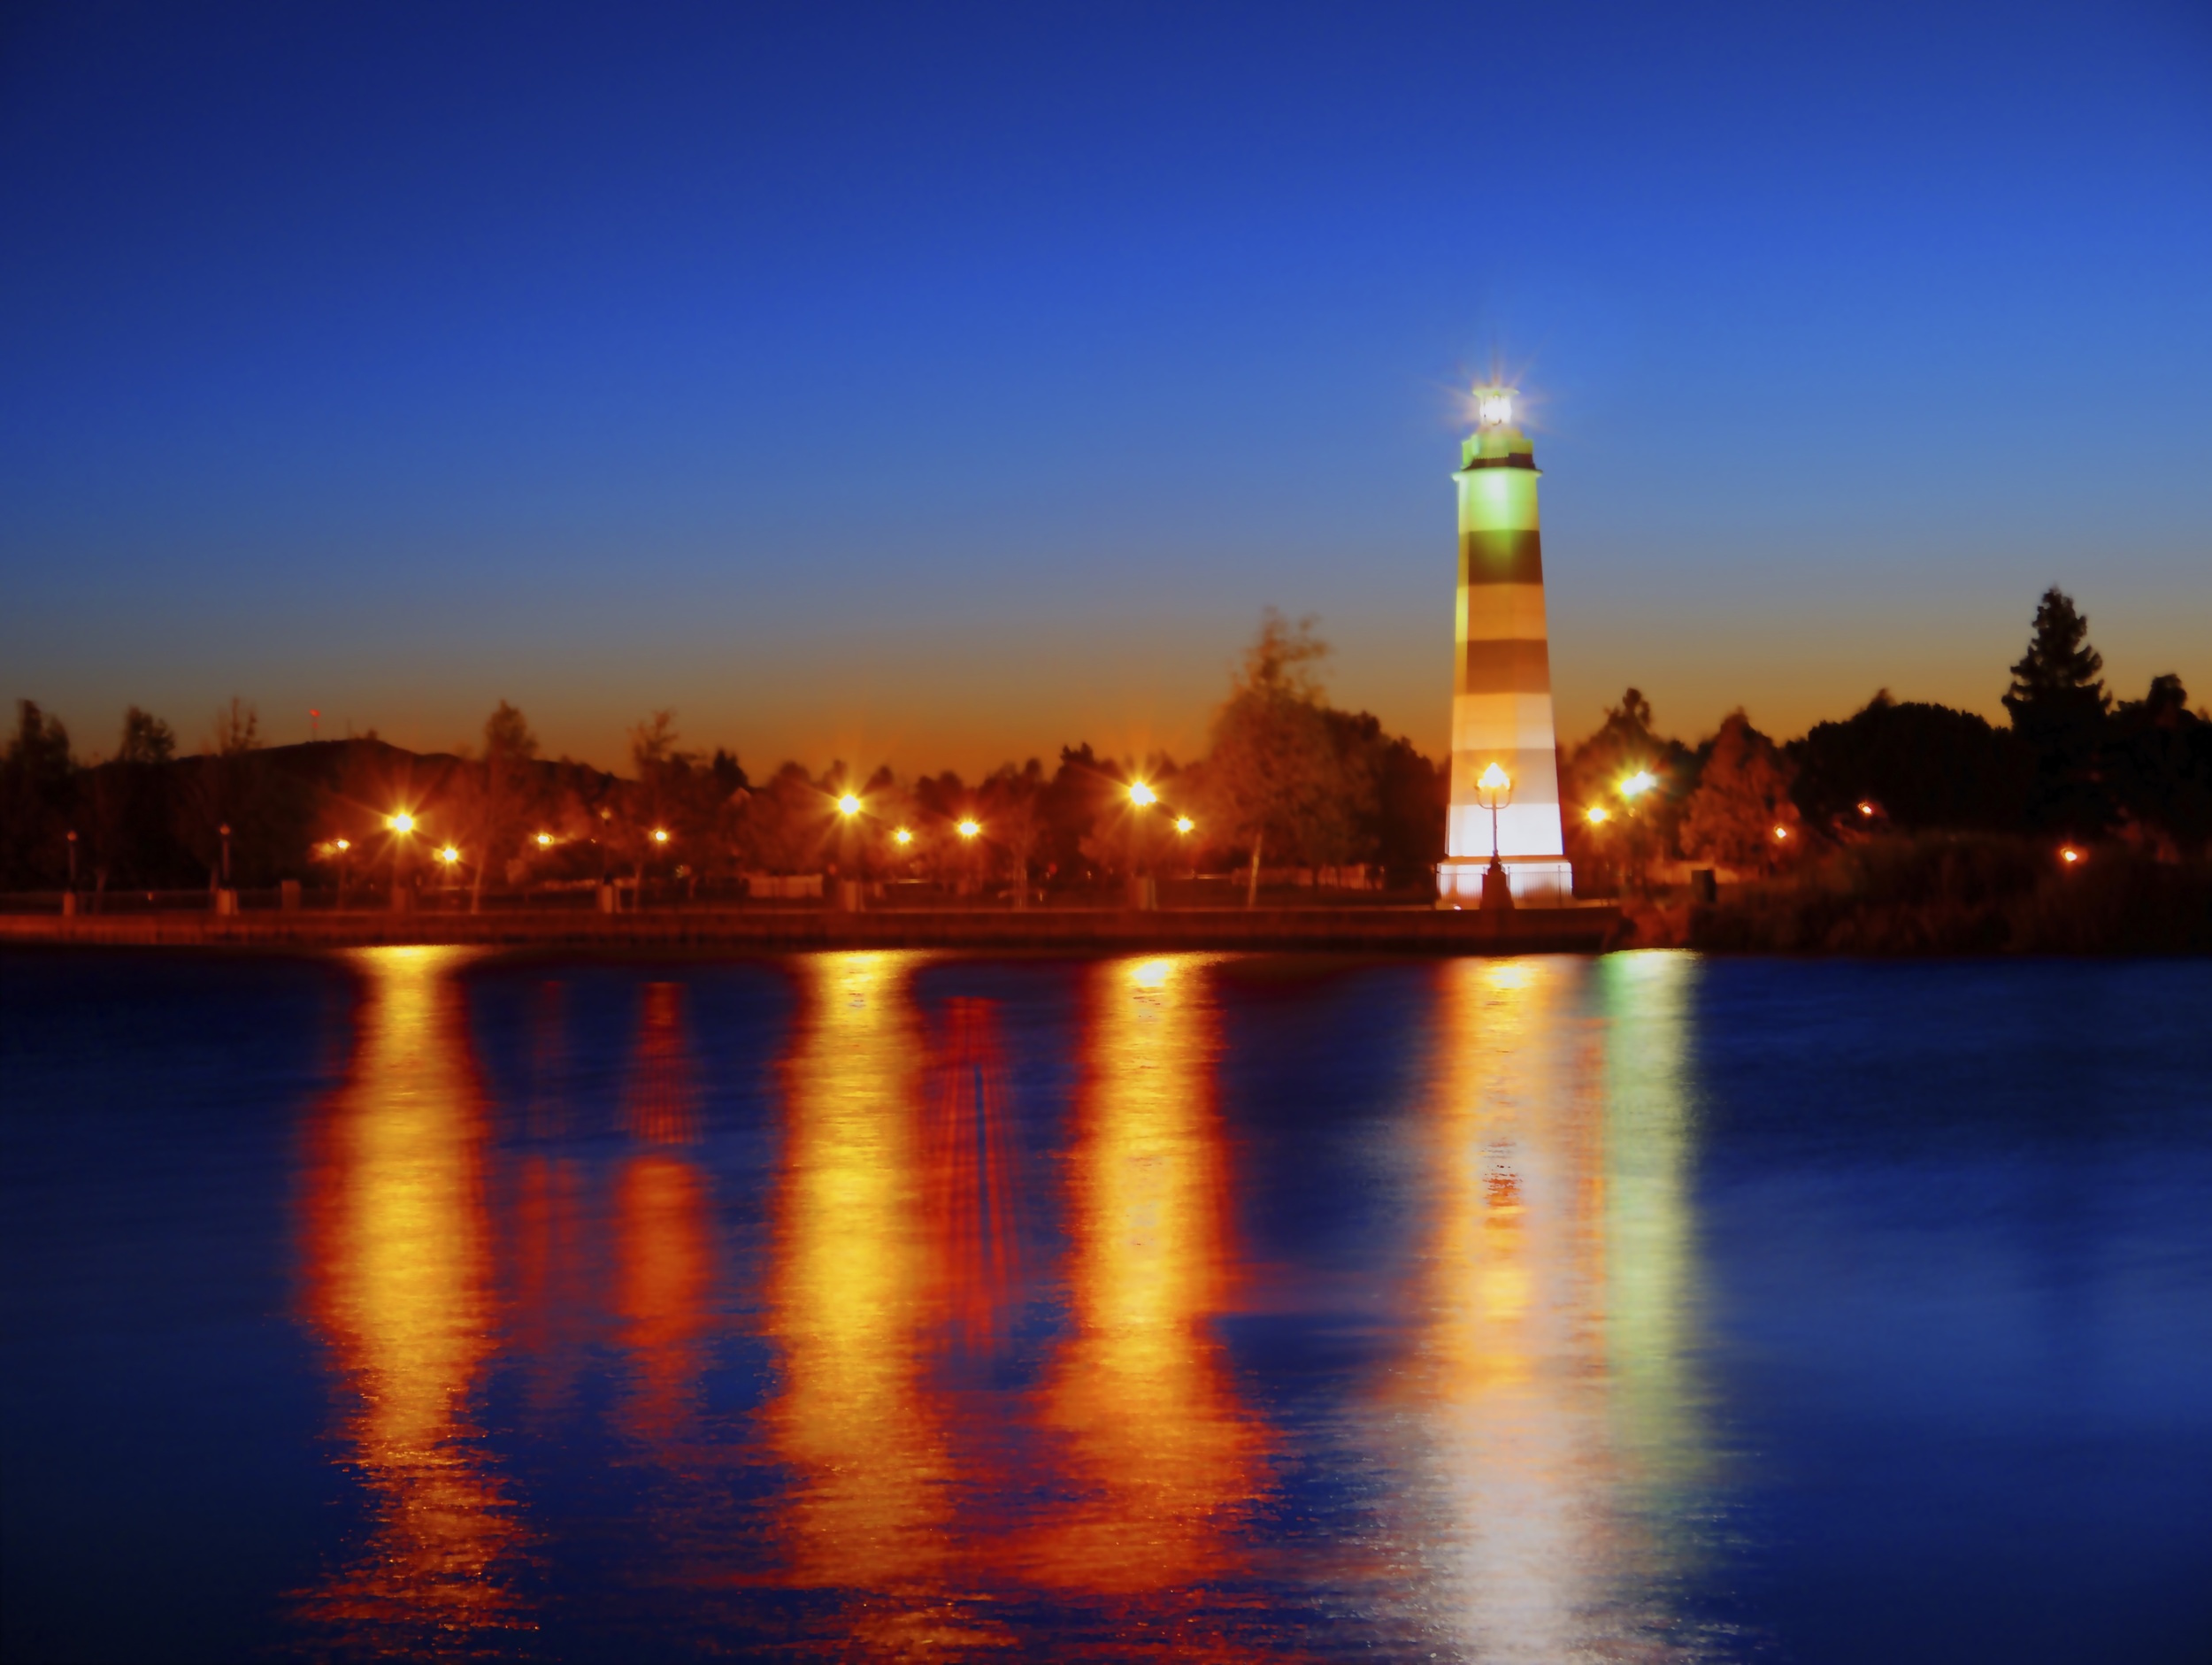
[0,905,1624,955]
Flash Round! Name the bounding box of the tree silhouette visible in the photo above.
[2003,587,2111,834]
[1201,610,1361,904]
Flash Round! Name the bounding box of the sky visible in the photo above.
[3,0,2208,777]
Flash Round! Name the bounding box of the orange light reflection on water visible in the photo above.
[762,951,950,1592]
[1024,955,1268,1595]
[296,945,527,1646]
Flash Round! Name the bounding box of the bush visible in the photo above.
[1690,834,2212,955]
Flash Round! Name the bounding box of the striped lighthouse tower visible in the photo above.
[1436,386,1573,904]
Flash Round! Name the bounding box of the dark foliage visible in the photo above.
[1788,692,2032,832]
[1689,834,2212,955]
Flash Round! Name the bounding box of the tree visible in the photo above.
[1680,710,1801,874]
[2004,587,2108,722]
[1202,610,1361,905]
[1787,691,2031,833]
[1562,688,1691,894]
[445,701,544,910]
[211,697,262,756]
[118,707,175,764]
[982,760,1048,902]
[2108,673,2212,856]
[2003,587,2111,835]
[0,701,77,887]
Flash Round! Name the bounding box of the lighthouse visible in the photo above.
[1436,386,1573,904]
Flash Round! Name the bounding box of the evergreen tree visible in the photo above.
[2002,587,2111,834]
[2004,587,2108,725]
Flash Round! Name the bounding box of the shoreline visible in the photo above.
[0,904,1625,955]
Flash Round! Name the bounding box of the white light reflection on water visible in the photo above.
[1368,952,1712,1661]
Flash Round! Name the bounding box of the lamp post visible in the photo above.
[1617,770,1657,896]
[64,829,78,917]
[829,793,864,912]
[388,811,415,913]
[335,838,350,907]
[1474,763,1514,911]
[1125,781,1157,911]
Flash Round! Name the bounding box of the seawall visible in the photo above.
[0,904,1624,955]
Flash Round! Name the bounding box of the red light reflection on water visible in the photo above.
[921,995,1025,1354]
[293,946,528,1646]
[616,983,713,1449]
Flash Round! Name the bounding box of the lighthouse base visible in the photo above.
[1436,857,1575,908]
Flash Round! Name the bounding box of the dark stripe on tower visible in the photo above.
[1455,638,1555,695]
[1459,529,1545,587]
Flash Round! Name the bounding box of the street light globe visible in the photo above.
[837,794,861,817]
[957,819,980,840]
[438,845,459,864]
[1128,782,1156,807]
[1773,825,1790,841]
[335,839,350,851]
[389,812,415,833]
[535,832,552,848]
[1477,762,1511,792]
[1620,771,1655,799]
[652,828,669,844]
[1175,817,1194,834]
[1858,802,1877,817]
[1586,806,1609,825]
[2061,846,2082,865]
[894,827,913,846]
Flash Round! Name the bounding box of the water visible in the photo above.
[3,947,2208,1662]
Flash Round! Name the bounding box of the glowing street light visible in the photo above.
[957,819,981,840]
[652,828,669,845]
[1858,802,1877,817]
[2060,846,2083,865]
[1586,806,1609,825]
[388,811,415,833]
[837,794,861,817]
[535,832,553,848]
[894,827,913,846]
[1473,762,1514,871]
[1619,771,1655,801]
[438,845,460,866]
[1128,782,1156,808]
[334,839,349,852]
[1772,825,1790,842]
[1175,816,1194,834]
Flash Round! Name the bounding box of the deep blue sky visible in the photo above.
[4,0,2207,773]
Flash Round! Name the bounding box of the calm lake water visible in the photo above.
[3,947,2208,1662]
